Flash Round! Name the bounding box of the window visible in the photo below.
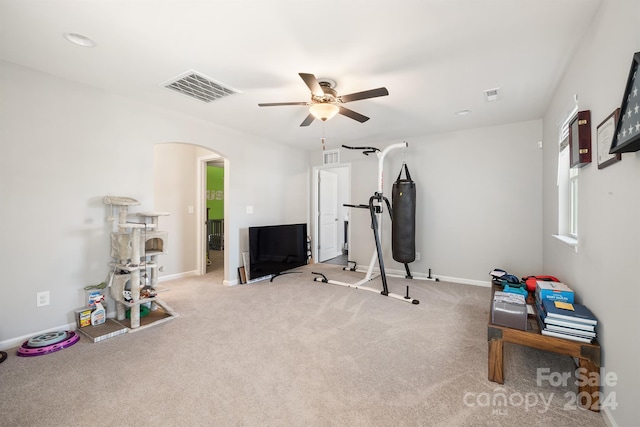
[569,167,578,237]
[556,104,579,246]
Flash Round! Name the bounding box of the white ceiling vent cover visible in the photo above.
[323,149,340,165]
[162,70,240,103]
[484,87,501,102]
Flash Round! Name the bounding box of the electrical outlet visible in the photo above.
[37,291,50,307]
[415,252,421,261]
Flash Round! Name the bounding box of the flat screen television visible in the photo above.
[248,223,308,280]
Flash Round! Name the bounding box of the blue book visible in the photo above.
[541,299,597,325]
[536,299,595,332]
[534,301,547,331]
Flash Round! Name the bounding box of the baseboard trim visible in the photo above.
[158,268,237,286]
[602,406,618,427]
[158,270,198,282]
[356,267,491,288]
[431,274,491,288]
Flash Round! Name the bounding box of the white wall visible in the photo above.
[542,1,639,425]
[0,60,308,346]
[154,143,210,278]
[314,120,543,285]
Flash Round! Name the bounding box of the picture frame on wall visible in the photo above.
[597,108,621,169]
[569,110,592,168]
[609,51,640,154]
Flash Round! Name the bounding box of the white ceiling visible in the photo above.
[0,0,602,151]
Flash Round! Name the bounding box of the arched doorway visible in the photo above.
[154,142,228,282]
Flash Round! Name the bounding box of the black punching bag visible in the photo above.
[392,163,416,263]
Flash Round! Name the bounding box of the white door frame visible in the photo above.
[196,154,227,276]
[318,169,339,262]
[311,163,351,264]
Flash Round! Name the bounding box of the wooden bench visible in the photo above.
[487,285,601,412]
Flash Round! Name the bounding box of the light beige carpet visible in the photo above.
[0,263,606,426]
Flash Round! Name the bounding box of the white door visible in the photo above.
[319,169,339,262]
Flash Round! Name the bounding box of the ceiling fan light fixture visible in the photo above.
[310,103,339,121]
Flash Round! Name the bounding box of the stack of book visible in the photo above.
[534,281,598,343]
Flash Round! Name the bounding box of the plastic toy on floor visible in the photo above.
[17,331,79,357]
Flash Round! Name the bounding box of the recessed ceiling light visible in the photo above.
[63,33,96,48]
[455,109,472,116]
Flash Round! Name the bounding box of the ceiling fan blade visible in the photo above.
[258,102,308,107]
[338,106,370,123]
[299,73,325,97]
[339,87,389,103]
[300,113,315,127]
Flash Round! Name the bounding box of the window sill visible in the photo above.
[552,234,578,253]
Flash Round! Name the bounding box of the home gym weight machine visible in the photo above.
[312,142,437,304]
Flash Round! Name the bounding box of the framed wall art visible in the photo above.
[610,51,640,154]
[569,110,592,168]
[597,108,621,169]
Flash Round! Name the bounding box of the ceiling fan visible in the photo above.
[258,73,389,127]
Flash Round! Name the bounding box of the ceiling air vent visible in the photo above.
[163,70,239,103]
[323,149,340,165]
[484,87,500,102]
